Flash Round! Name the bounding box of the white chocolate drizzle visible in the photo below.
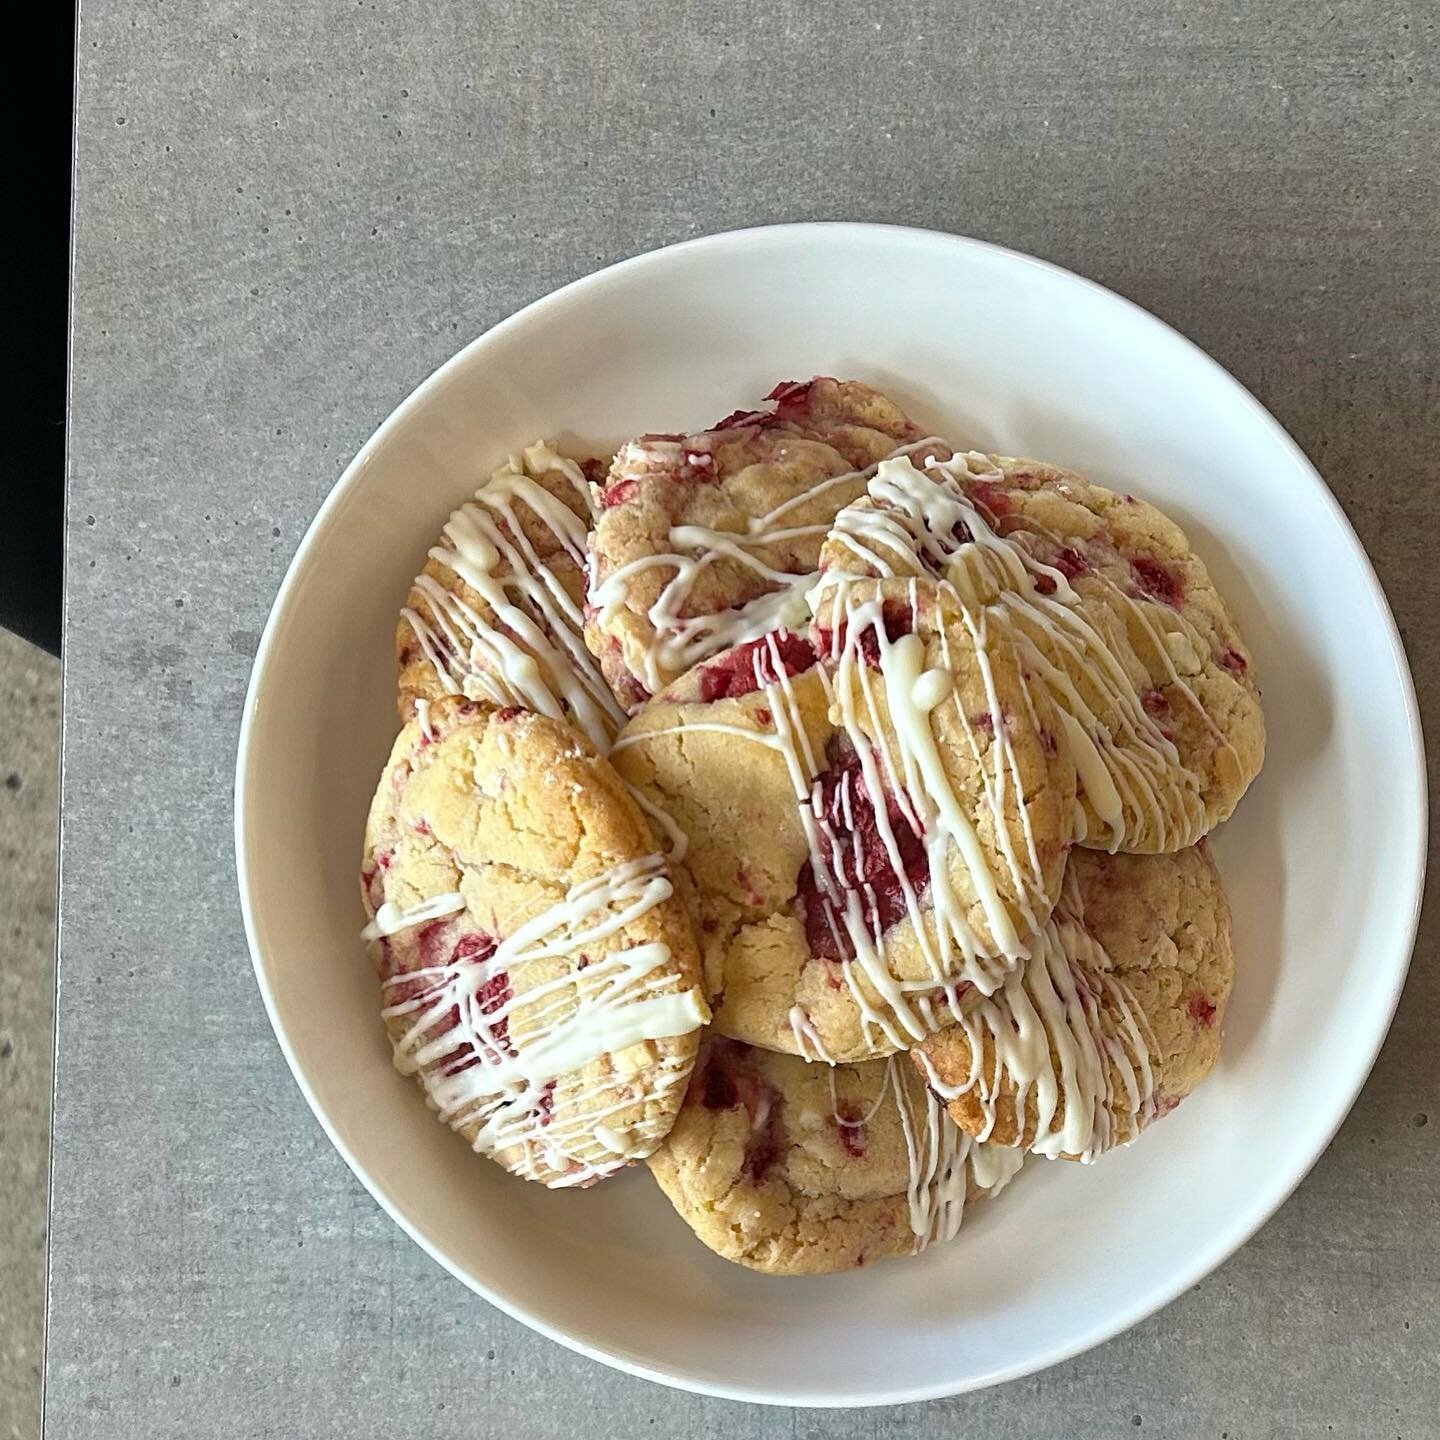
[590,437,943,694]
[806,1053,1022,1251]
[360,890,466,942]
[884,1056,1022,1249]
[789,1005,835,1064]
[624,783,690,863]
[830,452,1234,850]
[809,583,1050,1048]
[920,868,1158,1161]
[663,619,1046,1056]
[403,444,626,753]
[375,854,706,1187]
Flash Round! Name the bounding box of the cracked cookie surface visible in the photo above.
[914,843,1233,1158]
[395,443,626,752]
[361,697,708,1186]
[584,378,932,705]
[821,449,1263,850]
[646,1036,1022,1274]
[610,607,1076,1063]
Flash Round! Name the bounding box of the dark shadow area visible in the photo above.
[2,0,71,656]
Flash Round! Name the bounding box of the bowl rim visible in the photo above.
[234,220,1428,1407]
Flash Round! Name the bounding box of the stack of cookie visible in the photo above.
[360,379,1263,1275]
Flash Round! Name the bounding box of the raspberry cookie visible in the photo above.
[913,843,1233,1160]
[821,450,1263,851]
[396,443,627,753]
[610,606,1077,1062]
[360,697,709,1187]
[584,378,935,706]
[646,1036,1023,1274]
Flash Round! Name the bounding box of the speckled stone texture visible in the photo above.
[0,631,59,1440]
[54,2,1438,1436]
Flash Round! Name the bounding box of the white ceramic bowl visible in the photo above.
[235,223,1425,1406]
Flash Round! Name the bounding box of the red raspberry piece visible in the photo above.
[834,1103,867,1158]
[796,741,929,961]
[1130,556,1184,608]
[600,478,638,508]
[696,631,817,701]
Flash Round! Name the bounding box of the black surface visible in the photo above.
[2,1,72,655]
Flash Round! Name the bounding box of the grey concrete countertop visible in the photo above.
[54,2,1438,1436]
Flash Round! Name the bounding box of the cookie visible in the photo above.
[822,449,1262,851]
[360,697,709,1187]
[912,843,1233,1160]
[732,376,928,466]
[396,442,628,753]
[646,1036,1023,1274]
[584,378,936,706]
[610,600,1077,1062]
